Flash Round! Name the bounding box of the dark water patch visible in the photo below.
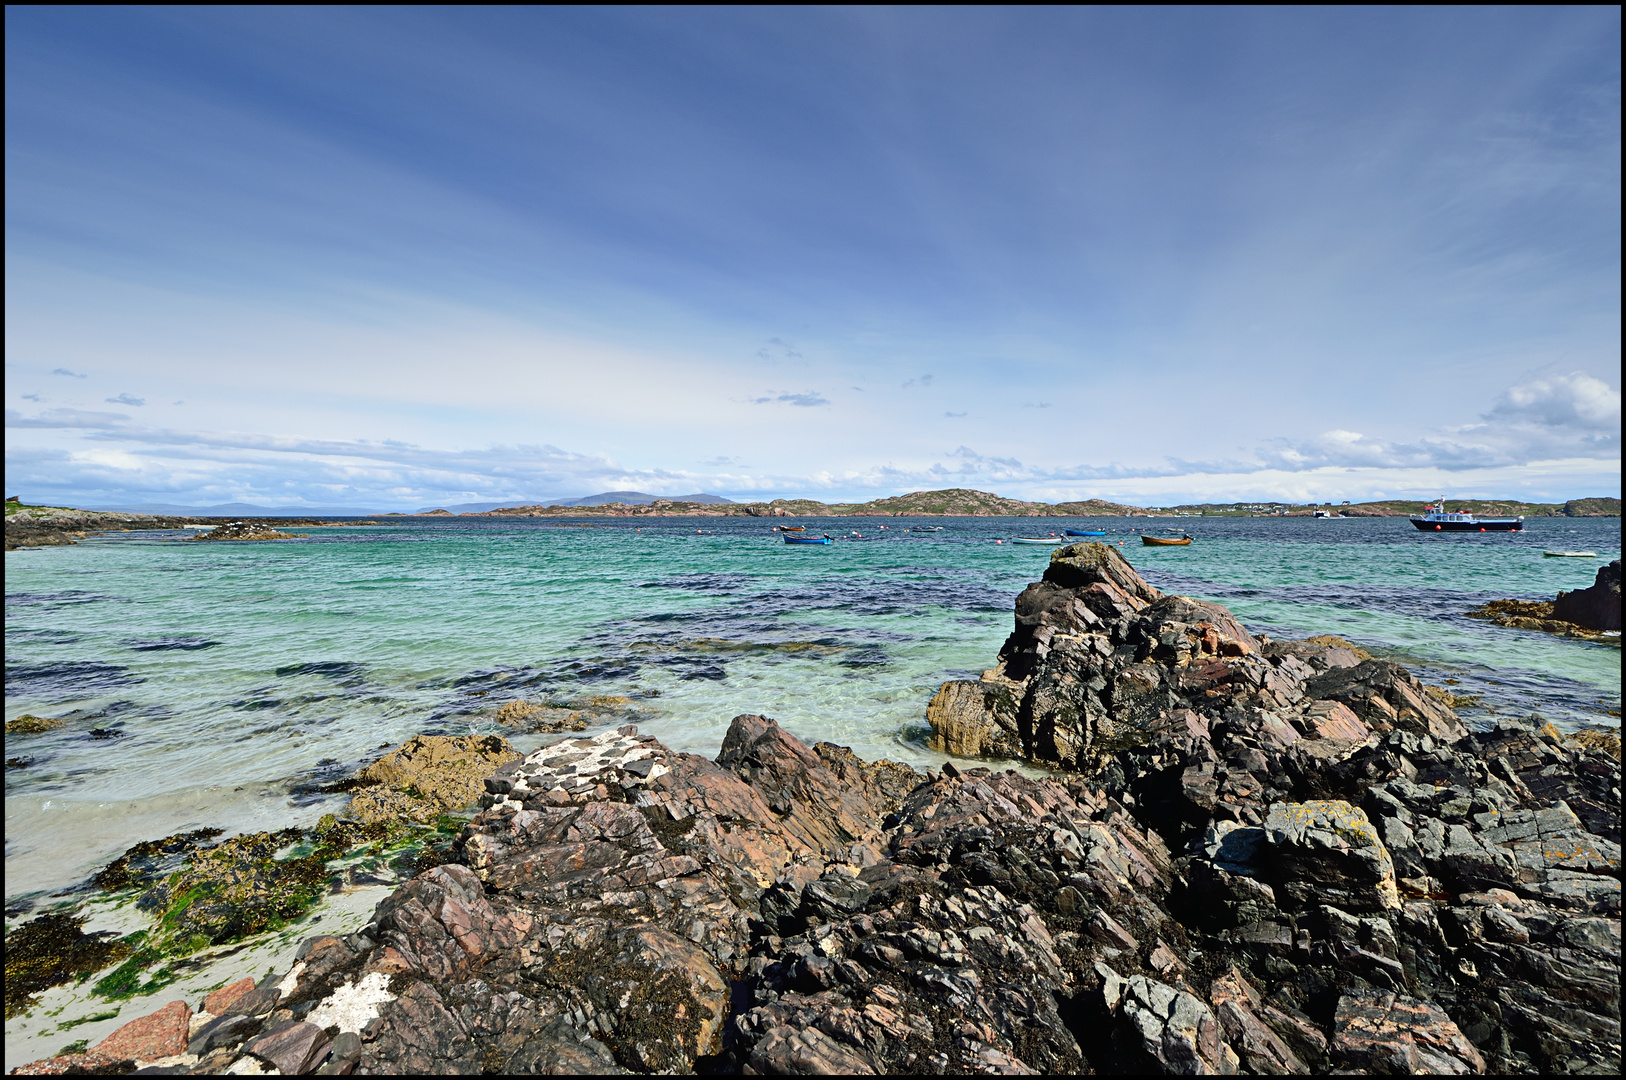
[639,655,729,681]
[838,647,890,669]
[230,690,285,711]
[439,665,550,690]
[555,657,642,683]
[87,728,126,740]
[274,660,364,682]
[4,628,81,644]
[126,636,221,652]
[639,573,753,594]
[4,661,144,700]
[4,590,128,609]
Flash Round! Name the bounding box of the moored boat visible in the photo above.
[1410,500,1523,532]
[1544,550,1599,558]
[1064,529,1106,536]
[775,525,806,532]
[783,535,832,545]
[1142,534,1192,546]
[1012,536,1066,545]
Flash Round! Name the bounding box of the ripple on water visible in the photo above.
[5,590,129,608]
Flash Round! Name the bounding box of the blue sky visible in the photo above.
[5,7,1620,509]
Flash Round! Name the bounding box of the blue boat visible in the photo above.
[784,535,833,545]
[1064,529,1107,536]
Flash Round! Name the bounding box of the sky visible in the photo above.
[5,6,1620,510]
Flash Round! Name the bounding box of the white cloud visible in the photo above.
[1260,372,1620,472]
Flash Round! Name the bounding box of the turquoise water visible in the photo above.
[5,515,1619,899]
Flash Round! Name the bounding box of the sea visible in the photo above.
[5,515,1621,904]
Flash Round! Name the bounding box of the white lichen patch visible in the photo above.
[485,729,662,811]
[303,971,396,1034]
[274,960,307,1001]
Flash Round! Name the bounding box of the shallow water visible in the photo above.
[5,515,1619,900]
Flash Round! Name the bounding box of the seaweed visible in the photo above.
[4,913,133,1019]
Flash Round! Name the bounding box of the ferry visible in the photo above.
[1409,500,1523,532]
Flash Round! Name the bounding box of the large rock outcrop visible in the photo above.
[1552,560,1621,632]
[927,542,1467,781]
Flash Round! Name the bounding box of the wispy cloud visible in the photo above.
[944,411,966,418]
[20,394,42,402]
[52,368,87,378]
[901,374,933,389]
[106,393,146,406]
[748,391,829,407]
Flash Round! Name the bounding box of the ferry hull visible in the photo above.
[1409,518,1523,532]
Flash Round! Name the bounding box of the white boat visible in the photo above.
[1543,550,1599,558]
[1011,536,1065,545]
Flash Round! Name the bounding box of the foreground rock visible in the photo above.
[13,549,1619,1075]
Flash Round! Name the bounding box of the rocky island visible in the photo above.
[449,490,1619,520]
[8,546,1620,1075]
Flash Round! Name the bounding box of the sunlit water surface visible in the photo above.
[6,515,1619,899]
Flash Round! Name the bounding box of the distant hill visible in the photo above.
[558,491,734,507]
[419,492,734,513]
[86,501,382,516]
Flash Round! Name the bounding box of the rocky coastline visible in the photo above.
[1468,560,1621,645]
[3,506,375,551]
[8,545,1621,1075]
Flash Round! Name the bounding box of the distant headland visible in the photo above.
[396,489,1622,519]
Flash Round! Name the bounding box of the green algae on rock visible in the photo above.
[92,828,225,892]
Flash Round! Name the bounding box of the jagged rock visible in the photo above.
[1331,988,1485,1073]
[924,679,1023,758]
[1303,661,1467,740]
[1552,559,1621,631]
[1116,973,1239,1074]
[1263,800,1401,913]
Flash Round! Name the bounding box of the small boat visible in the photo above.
[1012,536,1066,545]
[910,526,944,532]
[1544,550,1599,558]
[783,534,832,545]
[776,525,805,532]
[1064,529,1106,536]
[1409,499,1523,532]
[1142,535,1192,546]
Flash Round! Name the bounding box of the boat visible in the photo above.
[1012,536,1066,545]
[909,526,944,532]
[1313,510,1346,519]
[1142,535,1192,546]
[783,535,832,545]
[1409,500,1523,532]
[1064,529,1106,536]
[775,525,805,532]
[1544,550,1599,558]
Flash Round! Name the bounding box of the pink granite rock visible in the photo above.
[92,999,191,1061]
